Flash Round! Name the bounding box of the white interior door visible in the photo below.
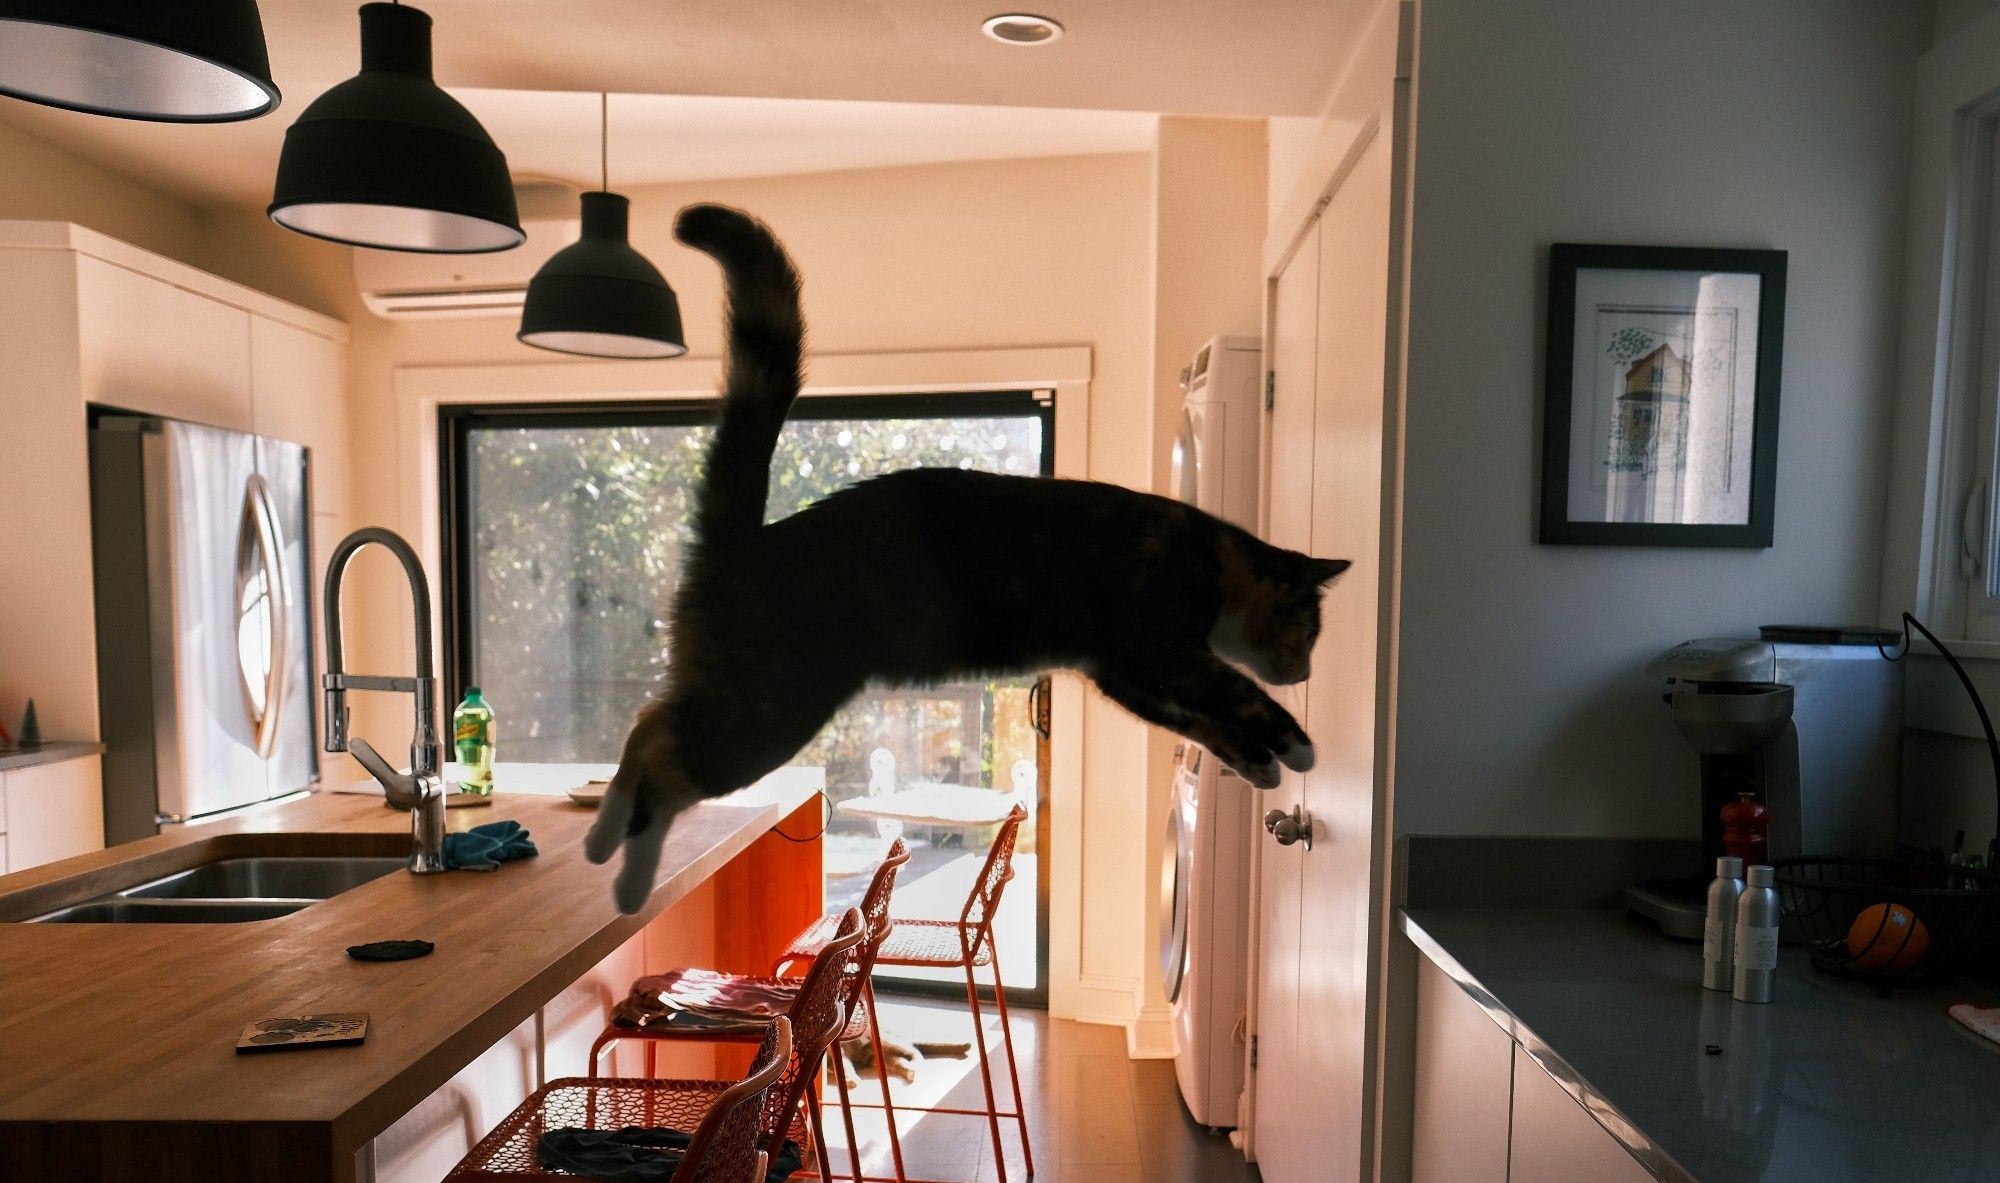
[1252,219,1320,1183]
[1295,126,1393,1183]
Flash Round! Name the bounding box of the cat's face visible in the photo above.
[1213,553,1351,685]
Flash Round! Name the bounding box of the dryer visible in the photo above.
[1161,333,1261,1128]
[1171,334,1262,531]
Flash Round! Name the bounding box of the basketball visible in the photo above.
[1845,902,1929,974]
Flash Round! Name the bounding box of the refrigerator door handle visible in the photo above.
[238,473,290,759]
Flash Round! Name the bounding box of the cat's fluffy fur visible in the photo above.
[587,204,1348,914]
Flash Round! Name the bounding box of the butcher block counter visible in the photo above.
[0,767,824,1183]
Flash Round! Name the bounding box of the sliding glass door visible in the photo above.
[441,393,1052,1000]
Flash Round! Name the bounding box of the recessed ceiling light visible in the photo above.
[982,14,1064,45]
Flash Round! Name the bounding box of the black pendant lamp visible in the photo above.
[0,0,278,122]
[269,3,521,253]
[517,95,686,359]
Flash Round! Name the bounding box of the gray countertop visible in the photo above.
[0,742,102,773]
[1402,907,2000,1183]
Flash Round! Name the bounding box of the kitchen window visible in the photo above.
[438,393,1052,1000]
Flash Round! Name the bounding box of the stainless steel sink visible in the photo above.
[32,899,313,924]
[26,854,407,923]
[122,856,406,901]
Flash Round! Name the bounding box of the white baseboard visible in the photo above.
[1126,1003,1175,1059]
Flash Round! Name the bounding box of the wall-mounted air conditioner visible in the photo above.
[352,180,580,320]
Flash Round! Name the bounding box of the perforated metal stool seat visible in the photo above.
[446,1076,807,1181]
[874,918,996,968]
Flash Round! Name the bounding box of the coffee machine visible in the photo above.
[1625,625,1904,938]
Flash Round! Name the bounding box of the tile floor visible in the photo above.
[812,994,1259,1183]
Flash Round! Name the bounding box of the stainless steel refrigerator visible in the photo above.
[89,414,317,844]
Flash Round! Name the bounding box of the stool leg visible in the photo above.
[863,978,907,1183]
[808,1083,831,1179]
[588,1030,612,1079]
[963,960,1008,1183]
[831,1042,865,1183]
[986,949,1035,1178]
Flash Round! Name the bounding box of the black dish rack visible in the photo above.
[1774,857,2000,989]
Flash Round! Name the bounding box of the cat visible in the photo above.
[586,204,1349,914]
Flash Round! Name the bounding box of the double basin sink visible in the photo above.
[30,854,407,924]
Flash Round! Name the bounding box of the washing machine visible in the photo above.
[1161,333,1261,1128]
[1161,740,1254,1129]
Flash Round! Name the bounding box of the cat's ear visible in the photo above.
[1306,557,1352,586]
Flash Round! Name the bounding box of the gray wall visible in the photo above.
[1393,0,1931,838]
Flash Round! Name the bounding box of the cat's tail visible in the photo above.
[676,204,803,542]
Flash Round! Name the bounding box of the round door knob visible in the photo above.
[1266,806,1312,850]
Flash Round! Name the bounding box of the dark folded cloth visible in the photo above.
[443,819,537,870]
[537,1125,802,1182]
[346,939,434,962]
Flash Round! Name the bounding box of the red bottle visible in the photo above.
[1721,791,1770,866]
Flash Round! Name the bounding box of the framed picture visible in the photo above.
[1539,244,1786,547]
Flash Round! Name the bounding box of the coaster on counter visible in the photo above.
[446,791,496,809]
[568,779,609,807]
[236,1012,369,1054]
[347,939,435,962]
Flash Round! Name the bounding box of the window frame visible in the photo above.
[1883,15,2000,650]
[436,389,1056,1003]
[437,390,1055,707]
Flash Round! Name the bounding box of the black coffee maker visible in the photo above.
[1626,627,1902,939]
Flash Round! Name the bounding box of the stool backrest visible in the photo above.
[764,906,867,1156]
[961,805,1029,939]
[671,1016,792,1183]
[857,839,911,969]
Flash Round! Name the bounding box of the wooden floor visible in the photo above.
[816,995,1260,1183]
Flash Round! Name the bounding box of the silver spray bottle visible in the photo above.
[1732,864,1780,1003]
[1702,856,1745,991]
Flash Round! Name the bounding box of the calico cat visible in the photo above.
[586,204,1349,914]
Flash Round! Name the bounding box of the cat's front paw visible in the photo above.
[1278,740,1316,773]
[1239,758,1283,790]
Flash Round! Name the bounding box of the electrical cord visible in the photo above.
[770,790,831,843]
[1878,611,2000,852]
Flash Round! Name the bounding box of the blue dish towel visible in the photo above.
[444,820,538,871]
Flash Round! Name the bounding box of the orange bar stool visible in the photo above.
[587,907,868,1179]
[791,807,1033,1183]
[773,839,912,1183]
[594,842,911,1183]
[446,1015,792,1183]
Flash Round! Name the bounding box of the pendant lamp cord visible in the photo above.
[600,92,609,193]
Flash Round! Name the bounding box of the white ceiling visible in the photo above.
[0,89,1161,208]
[0,0,1369,209]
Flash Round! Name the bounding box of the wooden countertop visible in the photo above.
[0,772,818,1164]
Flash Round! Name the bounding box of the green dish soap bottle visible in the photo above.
[453,687,495,796]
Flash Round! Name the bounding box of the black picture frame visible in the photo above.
[1539,243,1786,547]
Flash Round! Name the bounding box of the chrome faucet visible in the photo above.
[322,527,447,874]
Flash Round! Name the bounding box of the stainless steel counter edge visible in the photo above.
[1397,908,1698,1183]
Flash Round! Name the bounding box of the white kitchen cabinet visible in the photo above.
[2,755,104,872]
[1411,954,1514,1183]
[76,255,254,431]
[249,315,350,516]
[0,222,348,752]
[1507,1044,1653,1183]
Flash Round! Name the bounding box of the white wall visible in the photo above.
[1392,0,1929,839]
